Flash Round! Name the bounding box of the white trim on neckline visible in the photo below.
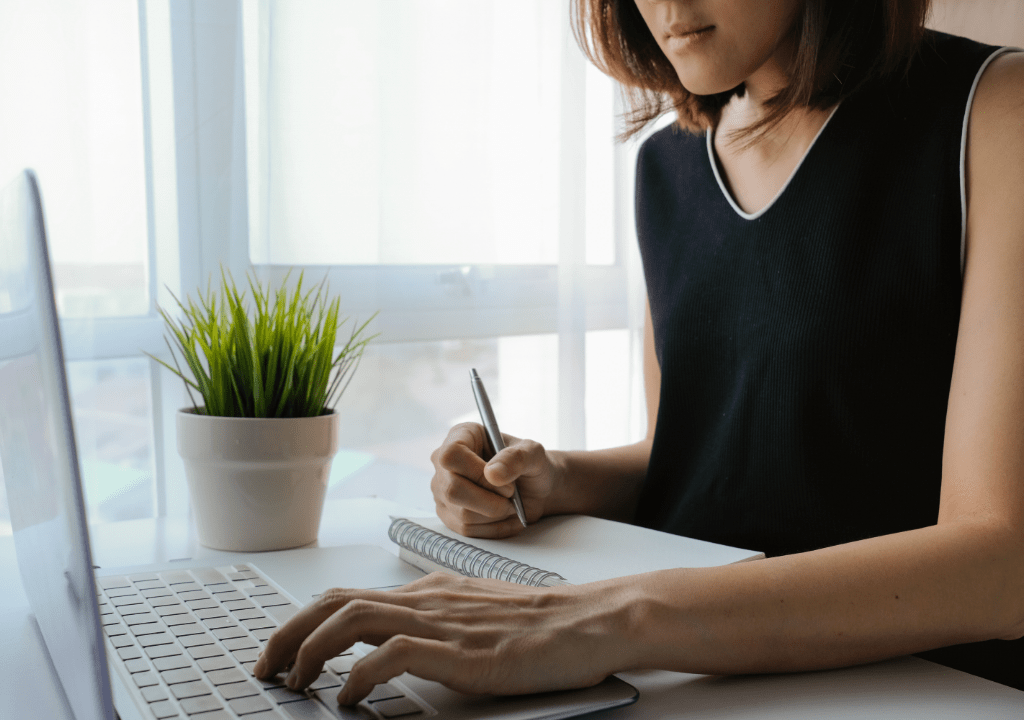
[707,100,843,221]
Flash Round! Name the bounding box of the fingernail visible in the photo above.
[285,669,298,689]
[488,461,506,480]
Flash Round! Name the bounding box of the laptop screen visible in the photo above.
[0,171,115,720]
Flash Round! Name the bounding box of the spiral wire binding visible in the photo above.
[388,518,569,587]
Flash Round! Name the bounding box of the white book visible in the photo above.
[389,514,764,586]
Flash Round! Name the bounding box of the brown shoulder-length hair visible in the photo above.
[573,0,932,148]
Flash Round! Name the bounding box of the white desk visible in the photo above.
[3,496,1023,719]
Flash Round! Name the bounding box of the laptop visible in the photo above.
[0,169,639,720]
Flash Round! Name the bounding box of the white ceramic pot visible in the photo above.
[176,408,340,552]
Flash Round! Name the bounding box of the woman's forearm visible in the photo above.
[543,439,651,521]
[608,520,1024,675]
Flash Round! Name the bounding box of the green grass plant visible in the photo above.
[150,268,377,418]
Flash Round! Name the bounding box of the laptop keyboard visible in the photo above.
[97,565,430,719]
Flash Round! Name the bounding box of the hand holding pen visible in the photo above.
[427,371,561,538]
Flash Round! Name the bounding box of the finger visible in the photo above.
[287,600,438,690]
[484,439,546,489]
[437,507,526,539]
[439,472,516,516]
[255,588,407,679]
[337,636,462,705]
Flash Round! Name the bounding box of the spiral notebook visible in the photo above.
[388,514,765,586]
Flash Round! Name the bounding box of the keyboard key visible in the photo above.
[203,618,237,630]
[308,673,342,691]
[222,637,258,652]
[265,604,299,624]
[173,582,202,593]
[141,685,169,702]
[118,646,142,661]
[159,569,195,585]
[268,686,309,704]
[103,622,126,635]
[232,609,266,621]
[179,590,210,602]
[129,573,160,582]
[213,626,248,640]
[314,690,373,720]
[251,628,276,642]
[325,656,357,674]
[153,655,192,671]
[194,607,227,620]
[162,667,202,685]
[244,586,278,597]
[188,645,225,660]
[222,599,255,612]
[227,571,260,581]
[373,697,423,718]
[134,580,166,591]
[364,684,402,703]
[146,645,183,660]
[111,595,144,607]
[241,618,277,631]
[217,591,247,602]
[180,694,223,715]
[138,632,175,648]
[232,648,260,663]
[191,567,228,586]
[98,576,131,590]
[230,695,273,714]
[124,613,159,626]
[170,680,214,700]
[198,656,236,672]
[254,594,290,608]
[105,587,139,599]
[149,594,180,606]
[207,667,247,686]
[164,614,199,627]
[133,671,159,688]
[124,658,150,673]
[131,623,165,637]
[171,623,205,637]
[142,587,174,599]
[180,633,215,648]
[110,635,135,648]
[207,583,235,594]
[218,680,260,696]
[283,699,340,719]
[117,603,151,617]
[186,599,219,611]
[148,700,180,719]
[155,603,189,617]
[233,565,252,572]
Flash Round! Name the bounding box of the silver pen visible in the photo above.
[470,368,528,528]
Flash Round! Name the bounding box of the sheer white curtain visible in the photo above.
[243,1,650,499]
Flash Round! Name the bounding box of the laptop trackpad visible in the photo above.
[249,544,425,605]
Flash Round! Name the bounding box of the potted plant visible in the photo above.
[151,269,376,551]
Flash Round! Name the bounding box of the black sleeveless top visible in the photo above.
[634,30,1022,688]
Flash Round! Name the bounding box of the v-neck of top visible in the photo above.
[707,100,844,221]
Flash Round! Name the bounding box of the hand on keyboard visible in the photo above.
[252,571,629,706]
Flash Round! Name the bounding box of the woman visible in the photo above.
[255,0,1024,699]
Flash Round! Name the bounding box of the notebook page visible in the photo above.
[403,515,764,585]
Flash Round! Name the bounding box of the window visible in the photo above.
[0,0,650,535]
